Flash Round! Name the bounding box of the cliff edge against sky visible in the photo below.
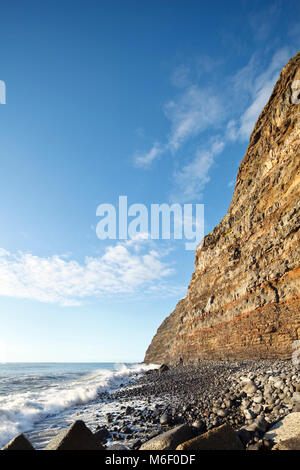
[145,52,300,365]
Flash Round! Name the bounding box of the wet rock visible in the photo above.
[94,426,110,442]
[159,412,171,425]
[121,426,132,434]
[191,420,206,431]
[125,406,134,415]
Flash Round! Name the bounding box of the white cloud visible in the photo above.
[238,80,275,139]
[249,3,280,41]
[134,84,224,167]
[195,54,221,75]
[289,22,300,42]
[134,48,293,202]
[228,47,292,141]
[134,142,164,168]
[171,138,225,202]
[164,85,224,152]
[171,64,191,88]
[0,239,175,306]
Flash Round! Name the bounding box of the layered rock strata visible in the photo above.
[145,53,300,364]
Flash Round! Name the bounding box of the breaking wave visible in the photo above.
[0,363,158,447]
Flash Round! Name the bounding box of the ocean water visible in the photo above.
[0,362,158,448]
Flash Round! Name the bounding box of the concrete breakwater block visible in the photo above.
[264,412,300,448]
[176,423,244,450]
[2,434,35,451]
[273,434,300,450]
[139,424,195,450]
[44,420,105,450]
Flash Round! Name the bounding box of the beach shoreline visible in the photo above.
[2,359,299,450]
[61,359,300,450]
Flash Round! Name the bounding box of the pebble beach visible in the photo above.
[79,360,300,450]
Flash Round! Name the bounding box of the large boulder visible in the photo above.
[2,434,35,451]
[273,434,300,450]
[176,424,244,450]
[264,412,300,447]
[44,420,105,450]
[139,424,195,450]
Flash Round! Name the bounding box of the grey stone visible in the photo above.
[191,420,205,431]
[108,443,130,450]
[243,381,258,395]
[140,424,195,450]
[253,395,263,404]
[160,412,171,425]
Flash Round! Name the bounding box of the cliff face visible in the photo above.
[145,53,300,365]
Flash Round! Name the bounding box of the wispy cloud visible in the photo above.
[249,2,280,41]
[227,179,235,188]
[134,142,164,168]
[171,47,292,201]
[171,64,191,88]
[0,238,176,306]
[164,86,224,152]
[227,47,292,141]
[171,138,225,202]
[171,55,221,88]
[134,84,224,167]
[289,22,300,42]
[134,47,293,202]
[134,141,164,168]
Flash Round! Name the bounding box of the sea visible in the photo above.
[0,362,158,449]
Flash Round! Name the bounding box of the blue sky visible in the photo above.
[0,0,299,362]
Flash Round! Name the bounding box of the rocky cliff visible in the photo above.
[145,53,300,365]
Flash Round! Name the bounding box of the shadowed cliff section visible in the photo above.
[145,52,300,365]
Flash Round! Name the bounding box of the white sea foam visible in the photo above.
[0,363,158,447]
